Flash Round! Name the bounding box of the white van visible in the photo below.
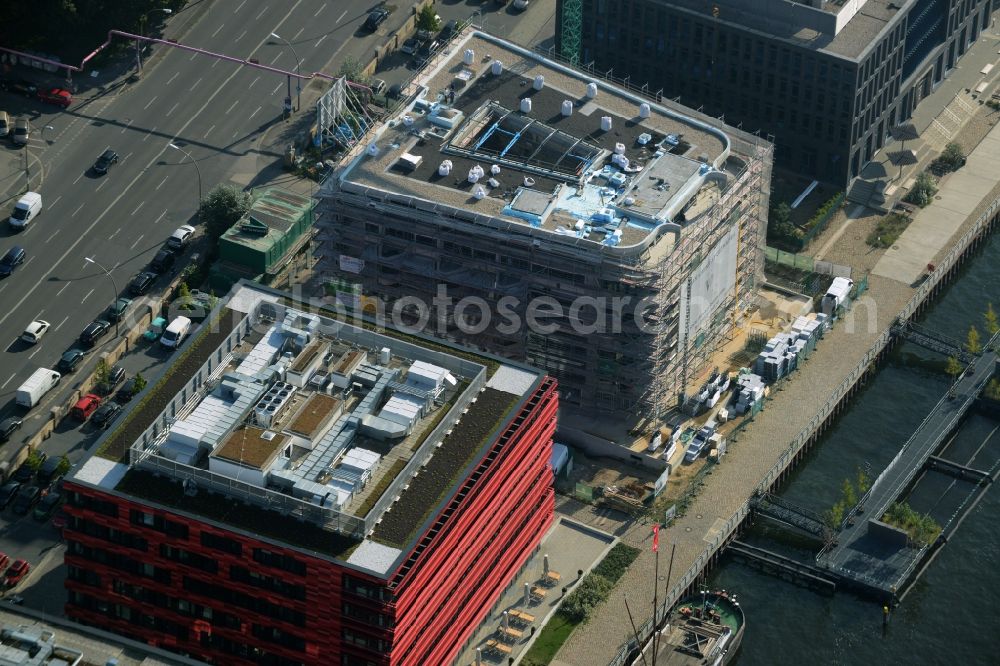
[9,192,42,229]
[160,316,192,349]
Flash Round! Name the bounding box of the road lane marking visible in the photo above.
[120,118,133,133]
[122,152,133,163]
[23,257,33,267]
[72,204,84,217]
[236,30,247,43]
[45,230,58,244]
[166,72,179,85]
[212,24,224,38]
[143,95,158,110]
[249,76,259,89]
[0,4,309,333]
[190,52,198,61]
[203,124,216,138]
[212,59,220,68]
[272,82,283,95]
[293,28,303,40]
[166,102,179,117]
[249,105,262,120]
[29,348,40,359]
[109,227,121,240]
[56,282,69,296]
[235,0,247,12]
[316,34,327,47]
[96,180,108,191]
[143,126,156,142]
[49,195,62,209]
[257,8,268,20]
[82,288,94,302]
[155,176,169,190]
[336,9,348,23]
[72,173,83,185]
[153,210,167,224]
[270,53,282,65]
[130,234,145,250]
[130,202,144,216]
[54,315,69,332]
[314,5,326,17]
[190,77,202,92]
[1,373,15,390]
[226,100,239,114]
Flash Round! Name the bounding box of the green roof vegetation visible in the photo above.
[370,388,519,549]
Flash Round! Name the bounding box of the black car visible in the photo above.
[439,19,458,41]
[96,364,126,395]
[79,319,111,346]
[128,271,157,296]
[93,148,119,175]
[11,485,41,516]
[0,417,22,443]
[117,377,141,403]
[105,297,133,323]
[57,349,85,373]
[364,7,389,31]
[36,456,63,486]
[91,402,123,429]
[1,79,37,96]
[33,491,61,521]
[0,246,26,277]
[10,460,35,483]
[0,482,20,510]
[150,247,176,274]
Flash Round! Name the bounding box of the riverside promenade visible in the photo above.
[552,114,1000,666]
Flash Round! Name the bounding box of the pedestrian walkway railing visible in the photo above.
[605,193,1000,666]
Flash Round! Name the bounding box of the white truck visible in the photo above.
[15,368,61,408]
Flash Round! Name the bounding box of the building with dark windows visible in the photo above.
[316,29,771,414]
[556,0,996,185]
[62,282,558,666]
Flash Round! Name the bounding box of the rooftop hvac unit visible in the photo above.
[463,49,475,65]
[490,164,501,175]
[520,97,532,113]
[403,114,414,126]
[601,116,612,131]
[397,152,423,172]
[379,347,391,365]
[561,100,573,116]
[366,143,379,157]
[533,75,544,90]
[491,60,503,75]
[468,165,484,183]
[639,102,651,118]
[614,142,626,155]
[586,82,598,98]
[473,186,486,200]
[439,159,453,176]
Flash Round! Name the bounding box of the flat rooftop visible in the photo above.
[336,32,736,248]
[659,0,904,59]
[71,283,543,571]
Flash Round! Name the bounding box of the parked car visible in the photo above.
[51,509,68,529]
[0,483,21,509]
[117,377,142,403]
[363,7,389,31]
[33,492,61,522]
[71,394,102,421]
[57,348,86,373]
[21,320,50,345]
[11,486,41,516]
[91,401,123,429]
[166,225,195,251]
[3,560,30,588]
[128,271,157,296]
[0,417,23,443]
[513,0,530,9]
[2,79,37,96]
[11,118,28,146]
[36,88,72,108]
[79,319,111,346]
[0,246,26,276]
[92,148,119,175]
[96,364,126,395]
[0,111,9,138]
[417,40,440,62]
[0,553,8,573]
[150,247,176,274]
[36,455,65,486]
[105,297,133,323]
[439,19,459,41]
[400,37,422,55]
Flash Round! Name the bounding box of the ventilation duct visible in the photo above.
[520,97,532,113]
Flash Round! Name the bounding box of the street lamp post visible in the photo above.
[24,124,55,191]
[137,8,173,74]
[270,32,302,112]
[85,257,119,337]
[168,142,203,222]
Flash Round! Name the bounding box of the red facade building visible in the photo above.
[62,288,557,666]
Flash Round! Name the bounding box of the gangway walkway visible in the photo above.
[751,492,830,541]
[817,335,999,599]
[892,319,976,364]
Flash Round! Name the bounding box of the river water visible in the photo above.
[712,233,1000,665]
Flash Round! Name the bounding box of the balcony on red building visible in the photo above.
[63,282,557,666]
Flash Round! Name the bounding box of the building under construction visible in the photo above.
[316,30,773,414]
